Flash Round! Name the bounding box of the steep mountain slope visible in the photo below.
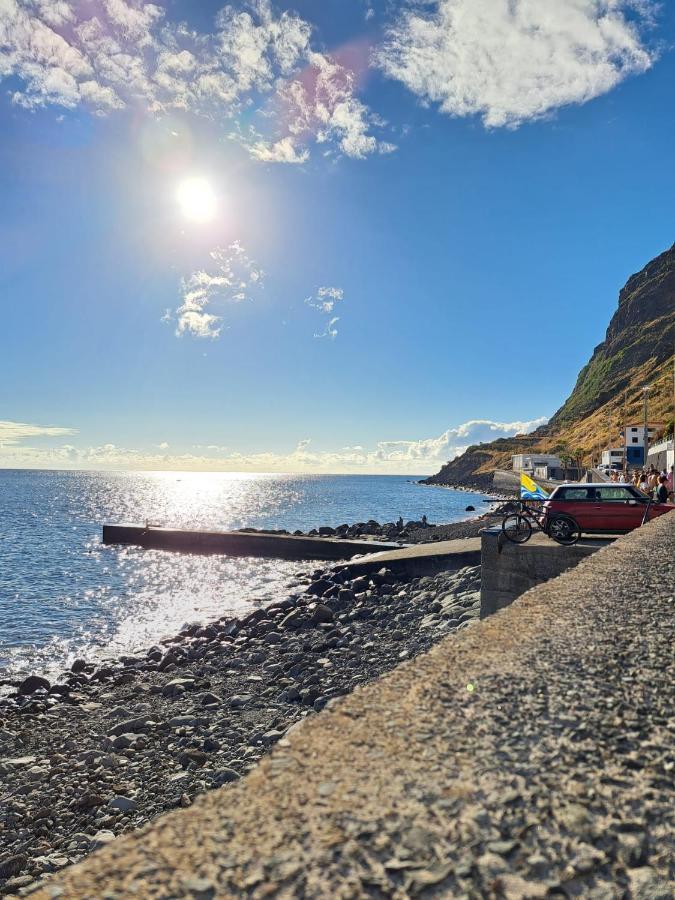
[425,243,675,489]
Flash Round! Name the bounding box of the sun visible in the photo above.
[176,177,218,223]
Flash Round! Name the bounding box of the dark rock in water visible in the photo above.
[307,578,333,597]
[71,658,87,673]
[18,675,50,695]
[318,526,336,536]
[48,684,71,696]
[465,505,476,512]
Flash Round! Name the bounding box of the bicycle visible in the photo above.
[501,500,580,546]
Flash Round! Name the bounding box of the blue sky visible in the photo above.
[1,0,674,473]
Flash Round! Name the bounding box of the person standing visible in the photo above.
[655,475,669,504]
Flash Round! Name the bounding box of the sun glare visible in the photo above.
[176,177,218,223]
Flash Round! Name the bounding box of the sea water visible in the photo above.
[0,470,488,677]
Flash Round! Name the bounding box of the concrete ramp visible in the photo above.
[347,537,481,576]
[102,524,402,561]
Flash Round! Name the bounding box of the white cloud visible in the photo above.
[314,316,340,340]
[378,0,656,128]
[256,50,394,162]
[306,285,343,338]
[0,0,387,161]
[170,241,264,339]
[0,419,76,446]
[248,135,309,164]
[0,416,547,474]
[370,417,549,464]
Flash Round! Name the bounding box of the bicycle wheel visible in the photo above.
[502,514,532,544]
[547,515,580,546]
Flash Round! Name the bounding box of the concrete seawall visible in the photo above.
[480,528,614,617]
[29,513,674,899]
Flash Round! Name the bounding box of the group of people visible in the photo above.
[608,465,673,502]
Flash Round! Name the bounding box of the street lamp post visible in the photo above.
[643,385,650,468]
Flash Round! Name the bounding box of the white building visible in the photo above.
[621,423,663,467]
[601,448,624,468]
[512,454,562,473]
[647,439,674,473]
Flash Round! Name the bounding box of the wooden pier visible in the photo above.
[102,524,403,561]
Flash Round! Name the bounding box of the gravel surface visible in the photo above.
[0,561,482,894]
[17,511,674,900]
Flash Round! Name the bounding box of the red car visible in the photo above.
[544,483,674,536]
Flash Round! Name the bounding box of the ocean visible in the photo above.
[0,469,488,678]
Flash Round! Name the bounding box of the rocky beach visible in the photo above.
[0,531,484,896]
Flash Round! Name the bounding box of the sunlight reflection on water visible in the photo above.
[0,470,486,677]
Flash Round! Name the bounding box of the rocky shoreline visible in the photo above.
[0,551,482,895]
[235,499,513,545]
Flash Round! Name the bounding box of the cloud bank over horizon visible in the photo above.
[0,416,547,474]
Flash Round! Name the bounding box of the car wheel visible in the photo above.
[548,514,580,545]
[502,514,532,544]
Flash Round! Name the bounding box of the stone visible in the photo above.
[179,750,208,768]
[280,609,307,629]
[199,692,221,706]
[107,795,138,813]
[111,733,137,750]
[90,831,116,850]
[213,768,240,785]
[108,717,153,737]
[168,716,199,727]
[18,674,50,695]
[306,578,333,597]
[0,853,27,879]
[162,678,195,697]
[73,792,105,810]
[229,694,252,709]
[311,603,334,625]
[264,631,282,644]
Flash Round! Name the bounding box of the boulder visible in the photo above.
[306,578,333,597]
[18,675,50,695]
[311,603,334,625]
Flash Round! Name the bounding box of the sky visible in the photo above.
[1,0,674,475]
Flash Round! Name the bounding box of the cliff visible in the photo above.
[425,242,675,488]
